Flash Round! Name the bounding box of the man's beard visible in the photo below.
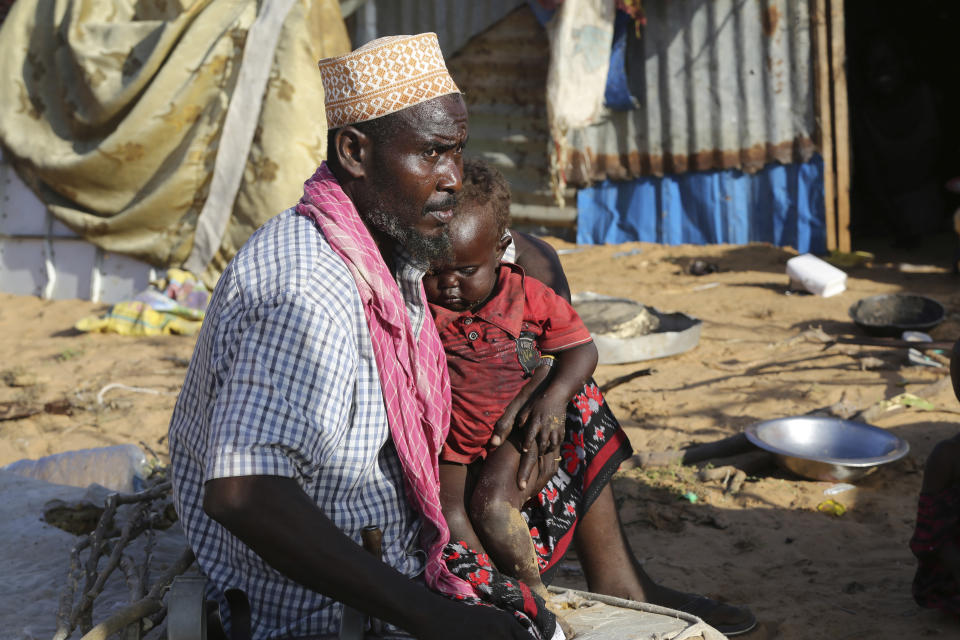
[364,208,452,265]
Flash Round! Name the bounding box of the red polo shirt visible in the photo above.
[429,263,593,463]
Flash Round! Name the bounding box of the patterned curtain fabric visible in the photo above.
[0,0,350,285]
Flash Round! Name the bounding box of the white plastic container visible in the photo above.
[786,254,848,297]
[1,444,148,493]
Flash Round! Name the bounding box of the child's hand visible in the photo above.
[490,363,553,448]
[514,394,567,490]
[518,396,566,455]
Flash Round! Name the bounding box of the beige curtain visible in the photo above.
[0,0,350,285]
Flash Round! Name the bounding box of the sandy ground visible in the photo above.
[3,235,960,639]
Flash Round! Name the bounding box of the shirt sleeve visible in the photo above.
[524,277,593,353]
[204,293,358,483]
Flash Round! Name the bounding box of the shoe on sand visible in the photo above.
[676,594,757,636]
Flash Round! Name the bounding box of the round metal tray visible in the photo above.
[744,416,910,482]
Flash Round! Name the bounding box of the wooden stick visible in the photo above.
[831,336,954,351]
[599,368,654,393]
[830,0,852,252]
[812,0,837,251]
[622,433,754,469]
[78,548,194,640]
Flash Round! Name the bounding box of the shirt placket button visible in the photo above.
[467,330,479,341]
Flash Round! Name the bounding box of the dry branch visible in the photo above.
[52,478,191,640]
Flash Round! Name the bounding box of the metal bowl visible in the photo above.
[848,293,945,337]
[744,416,910,482]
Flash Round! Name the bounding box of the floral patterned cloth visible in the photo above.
[527,380,634,578]
[444,541,558,640]
[437,380,632,639]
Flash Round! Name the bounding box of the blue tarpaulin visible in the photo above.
[576,155,826,253]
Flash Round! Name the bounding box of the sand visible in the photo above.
[3,237,960,639]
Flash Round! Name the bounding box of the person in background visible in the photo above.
[909,339,960,617]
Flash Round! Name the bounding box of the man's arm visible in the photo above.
[204,475,531,640]
[511,231,572,302]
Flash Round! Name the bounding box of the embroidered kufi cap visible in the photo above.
[318,32,461,129]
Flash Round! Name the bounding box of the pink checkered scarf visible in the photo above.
[296,164,474,599]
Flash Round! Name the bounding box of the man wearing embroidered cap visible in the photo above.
[169,33,538,639]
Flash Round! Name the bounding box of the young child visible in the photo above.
[424,159,598,599]
[909,338,960,616]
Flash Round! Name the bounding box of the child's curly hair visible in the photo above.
[459,158,511,238]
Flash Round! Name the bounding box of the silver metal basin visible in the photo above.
[744,416,910,482]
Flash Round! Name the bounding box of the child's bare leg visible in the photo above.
[439,462,485,553]
[469,439,547,598]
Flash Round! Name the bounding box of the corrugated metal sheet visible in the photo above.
[353,0,525,56]
[351,2,574,227]
[566,0,817,186]
[444,6,577,227]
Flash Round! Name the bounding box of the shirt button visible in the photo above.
[468,330,479,341]
[462,317,473,325]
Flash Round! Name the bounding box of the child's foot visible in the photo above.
[543,593,576,639]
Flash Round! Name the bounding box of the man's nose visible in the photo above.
[437,154,462,193]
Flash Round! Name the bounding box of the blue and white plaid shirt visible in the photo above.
[169,208,427,639]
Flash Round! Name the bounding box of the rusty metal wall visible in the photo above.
[353,0,524,56]
[566,0,817,186]
[352,2,574,227]
[444,6,577,227]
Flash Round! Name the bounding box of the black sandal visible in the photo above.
[675,594,758,636]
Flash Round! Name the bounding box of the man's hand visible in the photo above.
[204,476,526,638]
[414,599,532,640]
[516,444,562,494]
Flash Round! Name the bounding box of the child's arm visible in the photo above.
[513,341,598,489]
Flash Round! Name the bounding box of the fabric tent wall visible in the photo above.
[576,155,825,253]
[0,0,349,287]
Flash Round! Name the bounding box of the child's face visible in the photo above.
[423,204,506,312]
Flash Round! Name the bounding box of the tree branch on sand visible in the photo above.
[51,477,195,640]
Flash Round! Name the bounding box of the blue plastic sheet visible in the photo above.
[576,155,826,253]
[604,12,638,110]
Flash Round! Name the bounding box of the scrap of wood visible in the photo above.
[855,377,952,423]
[623,433,754,470]
[0,401,42,421]
[600,368,654,394]
[725,469,748,495]
[831,336,954,351]
[703,450,775,476]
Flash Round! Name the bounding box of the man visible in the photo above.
[169,33,534,639]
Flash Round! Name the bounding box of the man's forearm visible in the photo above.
[203,475,445,633]
[544,341,598,404]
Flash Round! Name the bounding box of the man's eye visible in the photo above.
[460,268,477,275]
[425,148,440,158]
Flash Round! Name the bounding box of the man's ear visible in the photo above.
[333,126,370,179]
[495,232,512,260]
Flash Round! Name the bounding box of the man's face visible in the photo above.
[358,94,468,264]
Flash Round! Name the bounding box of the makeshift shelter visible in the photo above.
[361,0,841,253]
[1,0,855,302]
[0,0,349,299]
